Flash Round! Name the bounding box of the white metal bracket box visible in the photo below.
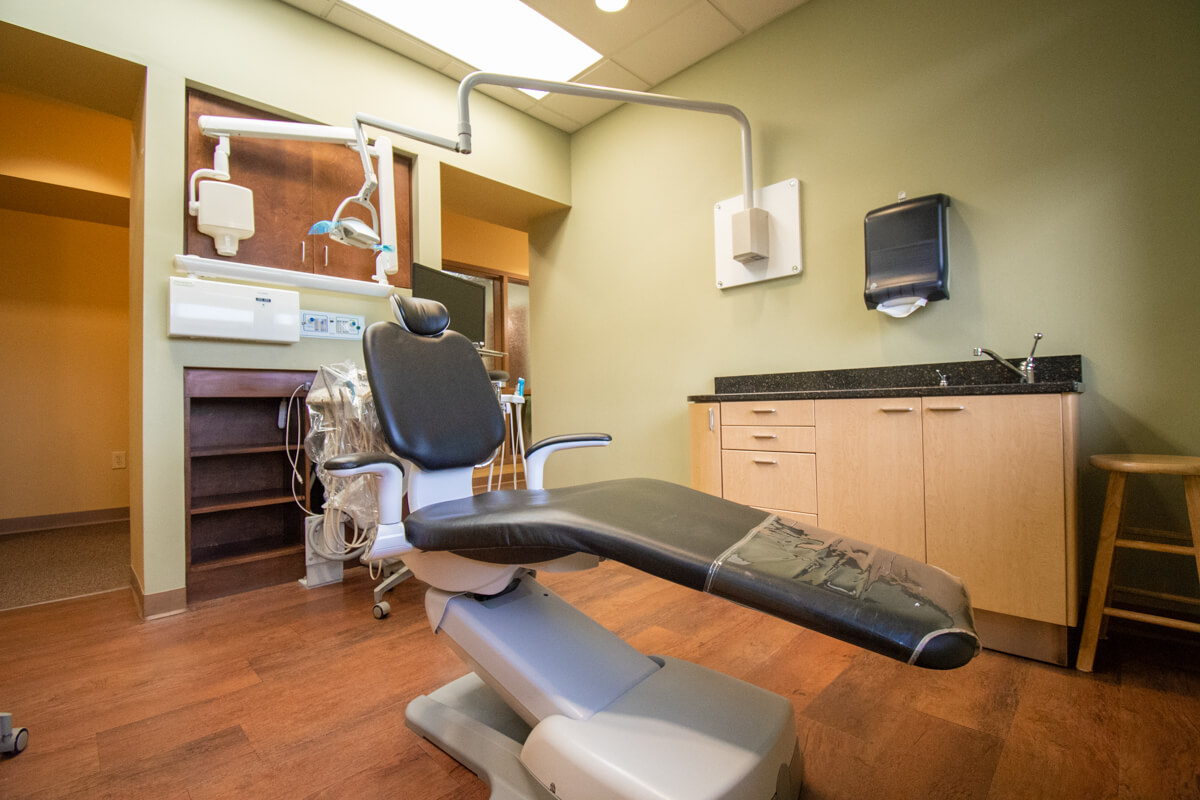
[169,276,300,343]
[714,178,803,290]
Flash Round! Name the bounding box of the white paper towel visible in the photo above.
[876,297,927,318]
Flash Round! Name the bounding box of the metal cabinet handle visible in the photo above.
[301,241,306,261]
[324,245,329,267]
[880,407,914,413]
[751,408,776,414]
[928,406,966,412]
[752,433,778,439]
[708,408,715,432]
[752,458,778,465]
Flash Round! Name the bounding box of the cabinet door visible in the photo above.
[689,402,722,496]
[186,91,313,270]
[922,394,1068,624]
[815,398,925,561]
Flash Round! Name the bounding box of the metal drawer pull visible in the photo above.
[751,408,776,414]
[752,458,778,465]
[709,408,715,431]
[752,433,778,439]
[880,407,914,413]
[928,405,966,412]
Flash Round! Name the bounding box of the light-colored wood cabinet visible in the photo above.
[688,402,722,497]
[690,391,1080,664]
[718,400,817,520]
[923,394,1077,627]
[814,398,926,561]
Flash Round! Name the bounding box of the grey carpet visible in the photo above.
[0,521,130,610]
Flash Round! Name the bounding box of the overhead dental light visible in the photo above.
[595,0,629,11]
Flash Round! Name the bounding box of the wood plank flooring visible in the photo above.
[1,561,1198,799]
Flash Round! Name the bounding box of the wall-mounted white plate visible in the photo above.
[714,178,802,290]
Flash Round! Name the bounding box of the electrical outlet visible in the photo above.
[111,451,127,469]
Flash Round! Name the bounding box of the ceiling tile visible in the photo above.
[708,0,810,32]
[537,59,649,127]
[613,2,742,87]
[522,0,694,55]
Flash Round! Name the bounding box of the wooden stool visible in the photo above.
[1076,454,1200,672]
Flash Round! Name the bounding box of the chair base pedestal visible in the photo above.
[407,674,552,800]
[407,661,804,800]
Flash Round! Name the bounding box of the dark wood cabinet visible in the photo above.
[185,89,412,287]
[184,368,320,604]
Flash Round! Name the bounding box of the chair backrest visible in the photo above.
[363,295,505,471]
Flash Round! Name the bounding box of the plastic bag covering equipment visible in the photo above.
[864,193,950,313]
[304,361,393,545]
[405,478,979,669]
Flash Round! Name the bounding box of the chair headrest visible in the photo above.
[390,294,450,336]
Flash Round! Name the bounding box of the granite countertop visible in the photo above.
[687,355,1083,403]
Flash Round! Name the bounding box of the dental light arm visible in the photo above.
[351,71,768,264]
[456,72,757,213]
[195,115,399,283]
[187,135,231,215]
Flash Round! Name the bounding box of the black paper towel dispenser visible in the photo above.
[864,193,950,314]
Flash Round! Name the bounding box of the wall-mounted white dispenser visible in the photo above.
[169,276,299,343]
[196,180,255,256]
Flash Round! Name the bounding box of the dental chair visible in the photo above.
[326,296,980,800]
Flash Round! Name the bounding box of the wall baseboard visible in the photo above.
[129,567,187,620]
[0,507,130,535]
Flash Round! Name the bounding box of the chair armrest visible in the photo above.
[524,434,611,489]
[324,453,411,558]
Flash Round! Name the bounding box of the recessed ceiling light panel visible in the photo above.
[344,0,601,97]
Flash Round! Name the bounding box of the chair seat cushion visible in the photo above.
[405,478,979,669]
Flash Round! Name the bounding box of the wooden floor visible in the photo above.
[2,562,1198,800]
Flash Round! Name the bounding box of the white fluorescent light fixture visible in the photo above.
[344,0,602,99]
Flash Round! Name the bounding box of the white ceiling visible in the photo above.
[279,0,810,132]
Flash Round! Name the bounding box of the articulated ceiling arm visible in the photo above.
[455,71,756,210]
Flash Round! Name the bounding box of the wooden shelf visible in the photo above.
[190,540,304,568]
[184,367,318,604]
[190,489,299,514]
[190,443,294,458]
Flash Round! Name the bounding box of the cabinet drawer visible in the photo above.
[722,400,815,427]
[722,425,816,453]
[722,450,817,514]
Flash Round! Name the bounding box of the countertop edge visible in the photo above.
[688,381,1084,403]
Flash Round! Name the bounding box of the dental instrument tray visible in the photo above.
[405,478,979,669]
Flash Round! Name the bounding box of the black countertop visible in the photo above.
[687,355,1083,403]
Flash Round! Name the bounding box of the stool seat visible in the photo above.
[1089,453,1200,476]
[1076,453,1200,672]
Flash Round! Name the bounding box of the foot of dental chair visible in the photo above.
[407,673,554,800]
[407,662,803,800]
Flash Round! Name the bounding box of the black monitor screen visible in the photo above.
[411,263,487,345]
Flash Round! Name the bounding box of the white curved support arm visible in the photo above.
[324,454,411,558]
[523,434,612,490]
[456,72,756,210]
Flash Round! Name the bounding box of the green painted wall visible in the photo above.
[531,0,1200,595]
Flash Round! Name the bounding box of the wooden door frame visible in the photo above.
[442,259,528,376]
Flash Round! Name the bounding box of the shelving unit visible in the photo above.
[184,368,318,604]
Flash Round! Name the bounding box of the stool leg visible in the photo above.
[1077,470,1127,672]
[1185,476,1200,595]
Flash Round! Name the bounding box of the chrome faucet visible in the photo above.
[973,331,1042,384]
